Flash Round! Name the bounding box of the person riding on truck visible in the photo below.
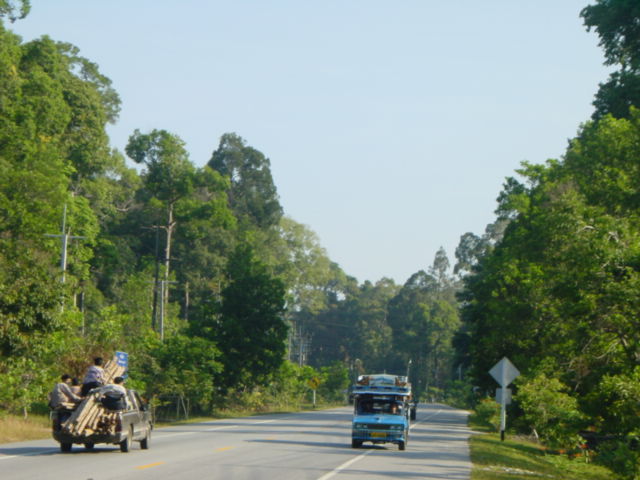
[81,357,105,396]
[49,374,82,409]
[100,376,128,410]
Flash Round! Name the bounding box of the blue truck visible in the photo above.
[351,374,412,450]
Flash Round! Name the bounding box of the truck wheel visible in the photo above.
[351,439,362,448]
[60,442,72,453]
[410,408,416,421]
[120,427,132,453]
[84,442,94,450]
[399,441,406,451]
[140,427,150,450]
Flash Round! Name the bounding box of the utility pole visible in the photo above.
[44,204,85,309]
[150,226,161,331]
[158,279,177,342]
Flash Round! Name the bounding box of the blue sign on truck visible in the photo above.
[351,374,412,450]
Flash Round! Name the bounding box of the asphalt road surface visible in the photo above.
[0,403,472,480]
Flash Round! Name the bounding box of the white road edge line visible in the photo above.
[316,449,373,480]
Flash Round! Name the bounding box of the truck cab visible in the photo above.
[351,374,411,450]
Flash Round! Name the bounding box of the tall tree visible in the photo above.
[208,133,283,229]
[125,129,196,332]
[210,244,288,390]
[582,0,640,119]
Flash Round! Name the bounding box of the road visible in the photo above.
[0,403,471,480]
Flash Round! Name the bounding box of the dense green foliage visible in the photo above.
[582,0,640,119]
[456,3,640,474]
[0,12,463,418]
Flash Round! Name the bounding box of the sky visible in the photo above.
[10,1,610,285]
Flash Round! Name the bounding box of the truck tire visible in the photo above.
[60,442,72,453]
[351,439,362,448]
[120,427,133,453]
[399,440,406,451]
[140,427,150,450]
[84,442,95,450]
[410,408,416,421]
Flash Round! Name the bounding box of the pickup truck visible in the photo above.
[52,388,152,453]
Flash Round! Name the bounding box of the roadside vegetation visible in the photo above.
[0,414,50,444]
[470,434,615,480]
[1,0,640,476]
[468,412,616,480]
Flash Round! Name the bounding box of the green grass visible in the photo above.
[469,421,615,480]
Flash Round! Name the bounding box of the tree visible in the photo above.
[125,129,197,333]
[581,0,640,119]
[0,25,117,361]
[208,133,283,229]
[211,244,288,390]
[387,250,461,398]
[459,112,640,444]
[0,0,29,22]
[581,0,640,71]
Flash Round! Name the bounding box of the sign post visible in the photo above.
[489,357,520,441]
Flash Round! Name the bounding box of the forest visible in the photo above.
[0,0,463,419]
[1,0,640,475]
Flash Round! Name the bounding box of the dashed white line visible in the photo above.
[316,450,373,480]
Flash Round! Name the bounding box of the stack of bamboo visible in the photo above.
[62,355,127,437]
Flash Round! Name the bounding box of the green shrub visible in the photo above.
[472,397,501,432]
[515,373,583,449]
[596,439,640,480]
[443,379,475,409]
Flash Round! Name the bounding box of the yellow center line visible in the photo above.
[215,446,235,452]
[136,461,165,470]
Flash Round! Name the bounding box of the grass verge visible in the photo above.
[0,413,51,444]
[469,417,615,480]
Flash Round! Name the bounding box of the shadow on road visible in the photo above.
[0,446,58,457]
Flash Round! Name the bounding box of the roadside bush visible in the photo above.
[472,397,501,432]
[515,373,583,449]
[443,379,475,409]
[318,361,349,403]
[596,438,640,480]
[585,368,640,435]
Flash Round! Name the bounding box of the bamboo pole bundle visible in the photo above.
[61,353,127,437]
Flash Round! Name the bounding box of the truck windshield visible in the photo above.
[357,400,403,415]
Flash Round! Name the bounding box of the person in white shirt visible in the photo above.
[81,357,105,396]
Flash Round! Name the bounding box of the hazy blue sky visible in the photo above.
[11,1,610,285]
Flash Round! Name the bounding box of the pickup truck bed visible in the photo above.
[52,389,152,453]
